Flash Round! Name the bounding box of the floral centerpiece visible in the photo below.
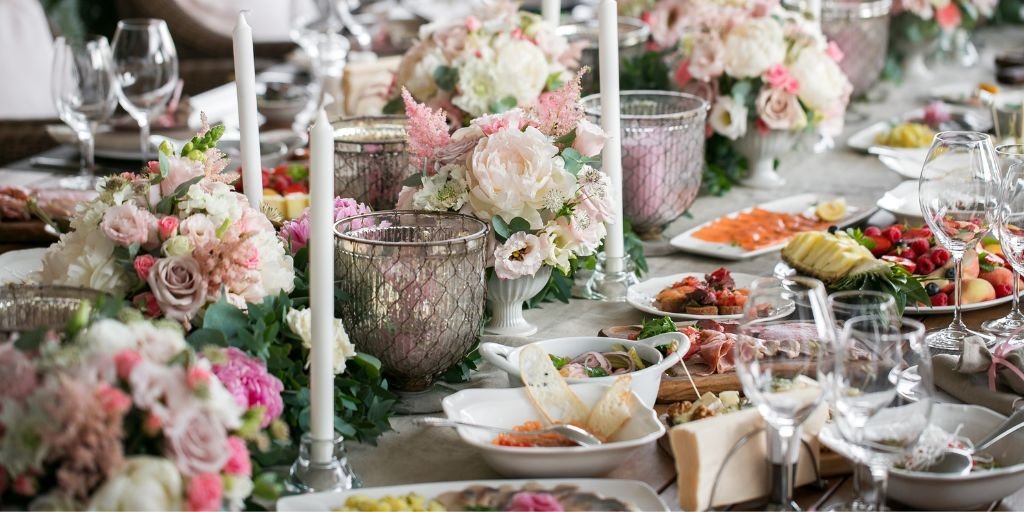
[384,0,582,126]
[890,0,997,75]
[0,303,284,511]
[36,120,295,328]
[395,69,612,334]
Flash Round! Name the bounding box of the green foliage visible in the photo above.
[703,135,747,196]
[545,72,565,92]
[562,148,600,175]
[490,96,518,113]
[831,264,930,315]
[382,96,404,115]
[434,66,459,92]
[154,176,203,215]
[846,227,876,250]
[623,217,650,276]
[638,316,678,340]
[490,215,531,243]
[620,51,672,92]
[441,342,482,383]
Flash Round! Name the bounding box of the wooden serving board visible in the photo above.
[600,323,743,403]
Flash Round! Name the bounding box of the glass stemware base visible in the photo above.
[925,323,994,352]
[982,311,1024,336]
[58,175,98,191]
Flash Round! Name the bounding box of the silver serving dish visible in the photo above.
[0,285,102,334]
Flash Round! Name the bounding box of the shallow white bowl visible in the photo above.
[441,383,666,478]
[479,332,688,408]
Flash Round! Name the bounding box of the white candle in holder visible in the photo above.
[598,0,624,272]
[232,11,262,208]
[308,108,335,463]
[542,0,560,26]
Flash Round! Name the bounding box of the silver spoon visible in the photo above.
[920,408,1024,474]
[413,417,603,446]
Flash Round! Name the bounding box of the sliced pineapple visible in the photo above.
[781,231,879,284]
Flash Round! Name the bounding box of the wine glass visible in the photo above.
[985,144,1024,339]
[995,145,1024,345]
[918,131,1000,351]
[833,316,932,511]
[51,36,117,190]
[734,276,835,510]
[111,19,178,160]
[290,0,350,122]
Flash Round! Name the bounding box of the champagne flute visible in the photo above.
[833,316,932,511]
[985,144,1024,338]
[51,36,118,189]
[996,145,1024,345]
[111,19,178,160]
[734,276,835,510]
[918,131,1000,351]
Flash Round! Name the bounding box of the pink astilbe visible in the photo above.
[528,67,587,138]
[402,88,451,168]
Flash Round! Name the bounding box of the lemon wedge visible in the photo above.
[815,198,847,222]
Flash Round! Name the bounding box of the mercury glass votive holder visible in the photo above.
[821,0,892,97]
[556,18,649,95]
[582,91,708,246]
[334,211,488,392]
[332,116,415,210]
[0,285,102,336]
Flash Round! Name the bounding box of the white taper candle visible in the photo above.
[308,108,335,464]
[598,0,624,272]
[542,0,560,26]
[232,11,262,209]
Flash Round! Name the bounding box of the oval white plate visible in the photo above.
[627,271,761,320]
[0,248,46,284]
[905,293,1015,315]
[876,180,923,221]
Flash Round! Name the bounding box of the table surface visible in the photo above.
[4,27,1024,512]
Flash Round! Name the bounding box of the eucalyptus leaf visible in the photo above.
[402,173,424,187]
[491,215,511,241]
[434,65,458,92]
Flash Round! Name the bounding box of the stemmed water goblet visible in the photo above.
[110,19,178,160]
[995,145,1024,346]
[831,316,933,511]
[51,36,118,189]
[734,276,836,510]
[918,131,1000,351]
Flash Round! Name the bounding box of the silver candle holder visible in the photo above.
[332,116,415,210]
[556,18,649,95]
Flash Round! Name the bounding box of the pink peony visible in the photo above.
[114,349,142,381]
[165,404,231,476]
[158,216,179,240]
[134,254,157,281]
[494,232,550,280]
[101,203,156,247]
[186,472,223,512]
[0,342,36,401]
[210,347,284,427]
[507,491,564,512]
[571,119,607,158]
[223,436,252,476]
[471,109,527,135]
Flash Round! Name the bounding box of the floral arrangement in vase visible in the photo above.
[36,120,295,328]
[890,0,997,74]
[384,0,583,126]
[0,303,284,511]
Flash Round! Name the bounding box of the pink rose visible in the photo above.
[186,472,223,512]
[825,41,844,63]
[755,87,806,131]
[96,383,132,415]
[465,15,481,32]
[936,2,961,29]
[147,256,208,323]
[158,216,179,240]
[187,366,211,391]
[165,405,231,476]
[160,155,205,198]
[571,119,607,158]
[101,203,157,247]
[687,32,725,81]
[223,436,252,476]
[114,349,142,381]
[674,59,693,90]
[133,292,162,317]
[134,254,157,281]
[0,341,36,401]
[471,109,527,136]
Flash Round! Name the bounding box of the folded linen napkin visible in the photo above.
[932,337,1024,415]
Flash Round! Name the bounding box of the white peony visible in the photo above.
[88,456,184,511]
[723,17,786,78]
[492,36,550,109]
[38,228,130,296]
[453,57,501,118]
[709,96,749,140]
[466,126,576,228]
[285,308,356,374]
[414,163,470,211]
[788,46,852,112]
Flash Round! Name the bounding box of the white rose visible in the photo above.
[88,456,184,511]
[285,308,356,374]
[396,41,447,101]
[466,126,576,228]
[453,57,500,118]
[38,228,130,296]
[723,17,786,78]
[161,235,194,257]
[572,119,608,158]
[788,46,852,112]
[709,96,749,140]
[492,37,550,109]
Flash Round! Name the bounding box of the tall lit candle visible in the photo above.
[598,0,624,273]
[542,0,560,26]
[308,108,335,464]
[233,11,262,209]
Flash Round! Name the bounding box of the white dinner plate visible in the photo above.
[669,193,875,260]
[0,248,46,285]
[891,365,959,403]
[876,149,929,180]
[627,271,760,320]
[875,180,923,221]
[905,293,1016,315]
[276,478,667,512]
[847,105,992,153]
[46,124,197,161]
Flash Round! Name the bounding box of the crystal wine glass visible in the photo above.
[984,144,1024,339]
[995,145,1024,346]
[290,0,350,124]
[51,36,117,190]
[833,316,933,511]
[111,19,178,160]
[734,276,835,510]
[918,131,1000,351]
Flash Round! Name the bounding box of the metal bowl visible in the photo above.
[0,285,102,334]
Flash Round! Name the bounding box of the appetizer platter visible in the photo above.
[669,194,873,260]
[846,102,992,152]
[626,268,755,320]
[277,479,668,512]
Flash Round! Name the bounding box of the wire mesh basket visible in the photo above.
[333,116,415,210]
[582,91,708,239]
[0,285,102,334]
[334,211,488,391]
[822,0,892,97]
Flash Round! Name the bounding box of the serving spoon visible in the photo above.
[920,408,1024,474]
[413,417,603,446]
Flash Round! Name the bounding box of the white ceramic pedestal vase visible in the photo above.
[734,129,798,189]
[485,266,552,337]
